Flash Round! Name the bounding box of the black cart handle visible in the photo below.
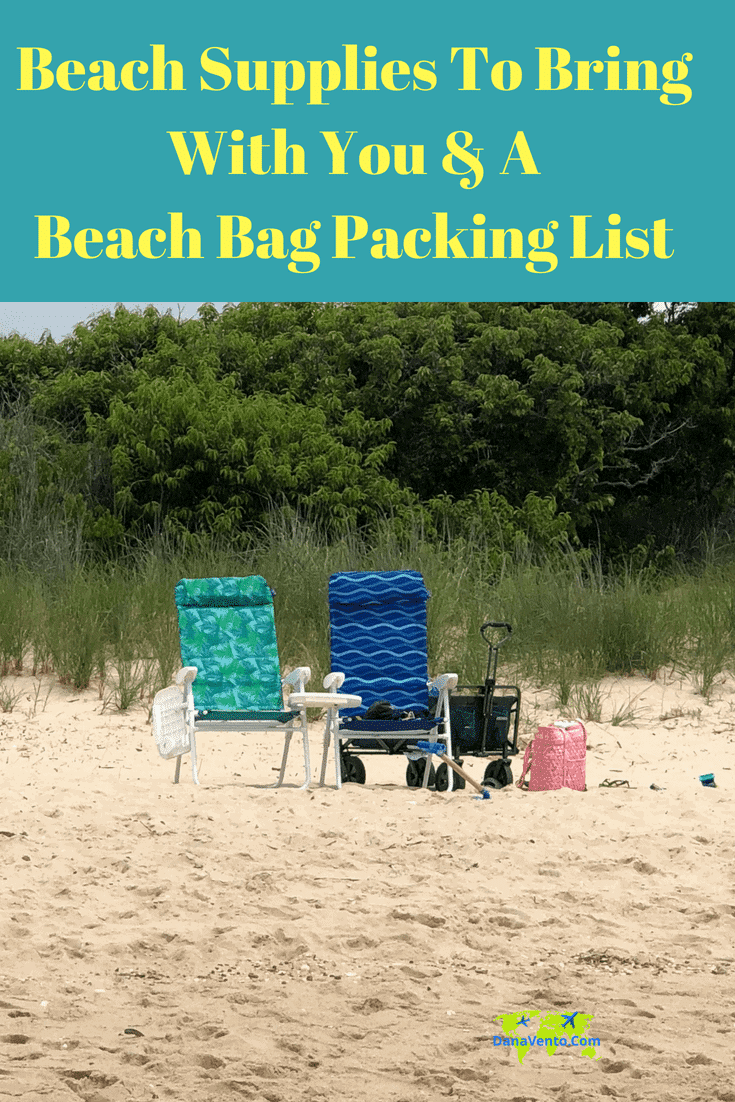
[480,621,513,647]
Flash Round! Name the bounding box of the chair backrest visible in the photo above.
[175,577,282,711]
[329,570,430,711]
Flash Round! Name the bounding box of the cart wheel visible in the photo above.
[341,755,366,784]
[435,763,466,792]
[483,760,513,789]
[406,759,436,788]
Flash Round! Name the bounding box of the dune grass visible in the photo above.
[1,514,735,710]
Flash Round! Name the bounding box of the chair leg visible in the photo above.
[333,715,343,790]
[174,755,182,784]
[299,713,311,790]
[190,731,200,785]
[433,697,454,792]
[318,709,342,789]
[319,710,331,786]
[443,715,454,792]
[267,719,311,789]
[269,732,292,788]
[315,709,340,789]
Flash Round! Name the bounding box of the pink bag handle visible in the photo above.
[516,740,533,788]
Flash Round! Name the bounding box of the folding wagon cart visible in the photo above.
[442,621,520,790]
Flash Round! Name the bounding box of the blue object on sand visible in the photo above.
[416,741,492,799]
[417,740,445,755]
[699,773,717,787]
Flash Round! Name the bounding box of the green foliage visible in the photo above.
[0,571,35,673]
[2,301,735,560]
[1,521,735,706]
[593,580,676,677]
[425,489,571,564]
[43,570,108,691]
[678,571,735,697]
[106,361,415,535]
[0,331,64,404]
[0,403,122,568]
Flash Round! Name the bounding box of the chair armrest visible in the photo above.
[288,691,362,710]
[323,671,346,692]
[429,673,458,693]
[283,666,312,692]
[173,667,198,727]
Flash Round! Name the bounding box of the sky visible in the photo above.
[0,301,672,343]
[0,302,231,343]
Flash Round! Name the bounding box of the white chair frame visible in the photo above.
[319,671,458,789]
[152,665,361,788]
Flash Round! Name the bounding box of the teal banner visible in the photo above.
[3,0,731,300]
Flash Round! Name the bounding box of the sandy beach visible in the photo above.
[1,669,734,1101]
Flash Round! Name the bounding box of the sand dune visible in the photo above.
[1,670,733,1101]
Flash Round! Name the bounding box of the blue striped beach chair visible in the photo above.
[320,570,458,789]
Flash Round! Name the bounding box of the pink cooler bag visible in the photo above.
[516,720,587,791]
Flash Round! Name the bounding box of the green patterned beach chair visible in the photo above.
[151,576,361,787]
